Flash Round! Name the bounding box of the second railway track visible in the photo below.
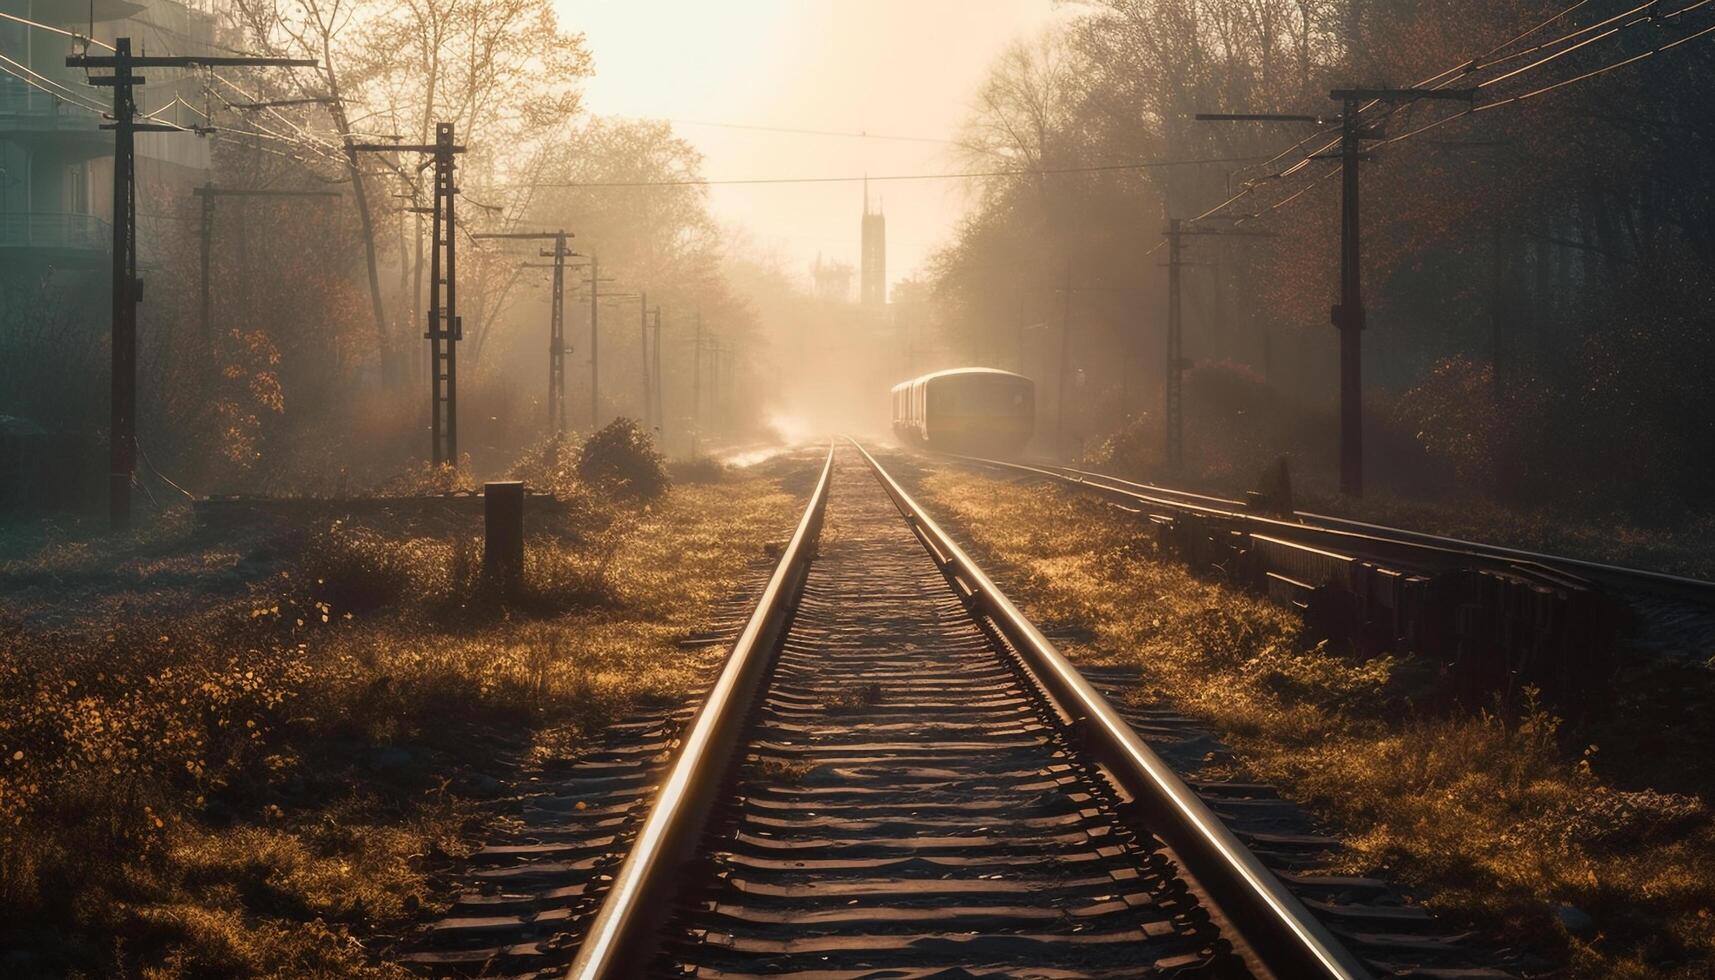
[564,443,1370,979]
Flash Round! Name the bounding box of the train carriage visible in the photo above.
[890,367,1034,455]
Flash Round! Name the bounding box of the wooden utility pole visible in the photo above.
[692,310,703,455]
[1327,88,1473,496]
[1335,95,1365,496]
[588,255,601,427]
[649,308,663,435]
[1161,221,1272,474]
[548,233,573,436]
[350,124,466,464]
[1198,85,1471,497]
[1165,220,1185,472]
[638,291,651,429]
[1055,263,1073,460]
[1015,290,1027,374]
[476,230,578,436]
[68,39,315,529]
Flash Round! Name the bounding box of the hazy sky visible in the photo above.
[556,0,1068,293]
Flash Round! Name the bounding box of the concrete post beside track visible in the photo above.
[484,481,525,593]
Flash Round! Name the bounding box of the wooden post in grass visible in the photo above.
[484,481,525,593]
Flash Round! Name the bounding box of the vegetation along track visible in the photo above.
[564,442,1376,979]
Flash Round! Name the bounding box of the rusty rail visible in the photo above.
[565,443,835,979]
[854,440,1372,980]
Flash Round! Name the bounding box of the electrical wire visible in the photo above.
[1477,0,1652,74]
[1378,0,1715,148]
[662,117,960,145]
[1480,15,1715,108]
[208,72,341,152]
[1195,0,1633,225]
[1477,0,1667,89]
[521,154,1274,189]
[0,51,108,112]
[1189,0,1714,229]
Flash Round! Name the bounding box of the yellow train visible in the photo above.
[890,368,1035,455]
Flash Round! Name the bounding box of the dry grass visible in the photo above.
[0,473,799,978]
[916,468,1715,979]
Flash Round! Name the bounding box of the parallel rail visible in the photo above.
[565,442,1370,979]
[953,454,1715,603]
[566,444,836,977]
[854,441,1370,979]
[935,451,1715,708]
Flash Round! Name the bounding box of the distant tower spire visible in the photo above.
[860,183,886,308]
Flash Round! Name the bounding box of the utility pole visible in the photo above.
[1160,221,1273,474]
[584,282,639,431]
[638,290,651,429]
[1055,263,1073,461]
[588,256,601,428]
[195,184,339,383]
[548,232,573,437]
[1197,85,1471,496]
[1335,95,1366,496]
[1165,220,1185,472]
[707,340,722,430]
[692,310,703,455]
[352,125,466,465]
[649,308,664,435]
[1015,290,1027,375]
[69,39,316,530]
[474,230,578,437]
[579,255,627,427]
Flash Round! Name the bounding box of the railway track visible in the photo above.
[400,443,1523,978]
[936,452,1715,705]
[949,454,1715,605]
[561,443,1371,978]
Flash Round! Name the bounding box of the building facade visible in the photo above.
[0,0,214,272]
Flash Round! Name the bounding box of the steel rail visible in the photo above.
[566,443,836,979]
[1053,461,1715,595]
[952,452,1715,601]
[854,440,1373,980]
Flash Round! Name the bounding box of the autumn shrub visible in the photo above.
[1087,364,1303,485]
[578,418,669,500]
[0,623,348,910]
[1085,412,1161,473]
[510,435,584,498]
[295,521,426,616]
[1182,360,1280,481]
[380,457,476,496]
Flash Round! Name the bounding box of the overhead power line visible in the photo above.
[1373,0,1715,150]
[525,154,1272,189]
[1192,0,1715,229]
[1210,0,1622,212]
[0,51,107,112]
[662,117,960,145]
